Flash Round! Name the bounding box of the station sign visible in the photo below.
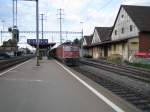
[27,39,48,45]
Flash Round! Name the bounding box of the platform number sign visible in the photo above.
[27,39,48,45]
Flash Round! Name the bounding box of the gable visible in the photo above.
[123,5,150,32]
[92,29,101,44]
[111,7,139,41]
[96,27,112,42]
[83,38,87,46]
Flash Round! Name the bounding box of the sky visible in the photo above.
[0,0,150,48]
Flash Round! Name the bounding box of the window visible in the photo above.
[131,42,137,44]
[114,44,116,51]
[130,25,133,32]
[121,14,124,18]
[115,30,117,35]
[121,27,124,34]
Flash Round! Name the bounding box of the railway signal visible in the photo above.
[12,26,19,42]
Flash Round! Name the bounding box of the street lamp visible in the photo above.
[20,0,40,66]
[80,22,84,57]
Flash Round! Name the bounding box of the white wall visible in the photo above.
[112,7,139,41]
[83,38,87,46]
[92,30,101,44]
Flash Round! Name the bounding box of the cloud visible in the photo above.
[1,0,150,45]
[122,0,150,5]
[48,0,90,11]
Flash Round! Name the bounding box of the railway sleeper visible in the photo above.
[128,100,150,106]
[134,104,150,110]
[111,90,129,93]
[85,59,150,76]
[120,94,138,97]
[125,97,145,101]
[105,85,124,89]
[81,60,150,83]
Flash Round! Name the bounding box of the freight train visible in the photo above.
[49,42,80,66]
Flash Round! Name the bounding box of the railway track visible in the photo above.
[0,55,34,71]
[85,58,150,75]
[80,59,150,83]
[72,64,150,112]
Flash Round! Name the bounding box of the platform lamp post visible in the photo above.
[80,22,84,58]
[22,0,40,66]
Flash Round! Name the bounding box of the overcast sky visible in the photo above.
[0,0,150,46]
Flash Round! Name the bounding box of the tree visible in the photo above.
[73,38,81,46]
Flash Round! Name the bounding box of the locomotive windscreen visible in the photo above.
[63,46,79,51]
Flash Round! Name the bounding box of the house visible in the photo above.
[111,5,150,60]
[83,5,150,61]
[91,27,112,59]
[83,27,112,59]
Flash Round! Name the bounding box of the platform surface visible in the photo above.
[0,58,137,112]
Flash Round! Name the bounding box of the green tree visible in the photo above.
[73,38,82,47]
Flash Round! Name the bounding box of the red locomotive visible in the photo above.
[50,42,80,66]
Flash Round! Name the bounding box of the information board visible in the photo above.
[27,39,48,45]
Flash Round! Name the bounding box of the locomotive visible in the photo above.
[49,42,80,66]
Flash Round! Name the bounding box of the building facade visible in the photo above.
[83,35,93,57]
[83,27,112,59]
[83,5,150,61]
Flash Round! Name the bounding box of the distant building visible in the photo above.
[0,39,18,56]
[83,27,112,59]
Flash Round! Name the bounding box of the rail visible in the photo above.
[84,58,150,73]
[72,60,150,111]
[0,55,35,71]
[80,59,150,83]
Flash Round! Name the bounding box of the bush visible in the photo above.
[107,54,123,64]
[125,60,150,70]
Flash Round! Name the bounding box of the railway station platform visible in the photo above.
[0,58,140,112]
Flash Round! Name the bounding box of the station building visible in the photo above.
[83,5,150,61]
